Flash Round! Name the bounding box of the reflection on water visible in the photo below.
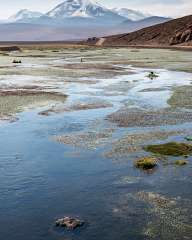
[0,48,192,240]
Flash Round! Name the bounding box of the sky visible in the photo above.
[0,0,191,19]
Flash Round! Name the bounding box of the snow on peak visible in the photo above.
[8,9,43,22]
[47,0,115,19]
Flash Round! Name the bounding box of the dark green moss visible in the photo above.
[185,136,192,141]
[135,157,157,170]
[12,59,22,64]
[144,142,192,156]
[147,71,159,79]
[175,160,188,166]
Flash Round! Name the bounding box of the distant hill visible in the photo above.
[0,15,170,41]
[111,16,171,35]
[102,15,192,47]
[0,23,113,41]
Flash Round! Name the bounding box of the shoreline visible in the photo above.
[0,41,192,51]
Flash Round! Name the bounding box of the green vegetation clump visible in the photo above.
[144,142,192,156]
[175,160,188,166]
[135,157,157,170]
[12,59,22,64]
[147,71,159,79]
[185,136,192,141]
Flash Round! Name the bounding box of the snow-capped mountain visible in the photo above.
[3,0,169,31]
[112,8,151,21]
[46,0,125,24]
[8,9,43,22]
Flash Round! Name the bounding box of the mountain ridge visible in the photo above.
[101,15,192,47]
[3,0,167,26]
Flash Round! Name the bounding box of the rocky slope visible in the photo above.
[102,15,192,47]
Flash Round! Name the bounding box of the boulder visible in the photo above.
[55,217,84,230]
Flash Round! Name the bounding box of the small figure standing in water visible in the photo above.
[80,58,83,63]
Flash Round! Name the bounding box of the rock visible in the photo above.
[55,217,84,230]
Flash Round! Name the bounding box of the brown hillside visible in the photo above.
[103,15,192,47]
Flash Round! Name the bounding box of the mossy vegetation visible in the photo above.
[144,142,192,156]
[185,136,192,141]
[135,157,157,170]
[147,71,159,79]
[175,160,188,166]
[12,59,22,64]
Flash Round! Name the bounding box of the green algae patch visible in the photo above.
[144,142,192,156]
[175,160,188,166]
[168,86,192,109]
[135,157,157,170]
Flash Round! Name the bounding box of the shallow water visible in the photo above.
[0,48,192,240]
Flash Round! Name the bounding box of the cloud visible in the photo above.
[102,0,191,17]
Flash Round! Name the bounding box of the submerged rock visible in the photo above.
[144,142,192,156]
[135,157,158,170]
[55,217,84,230]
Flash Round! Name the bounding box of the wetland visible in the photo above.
[0,47,192,240]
